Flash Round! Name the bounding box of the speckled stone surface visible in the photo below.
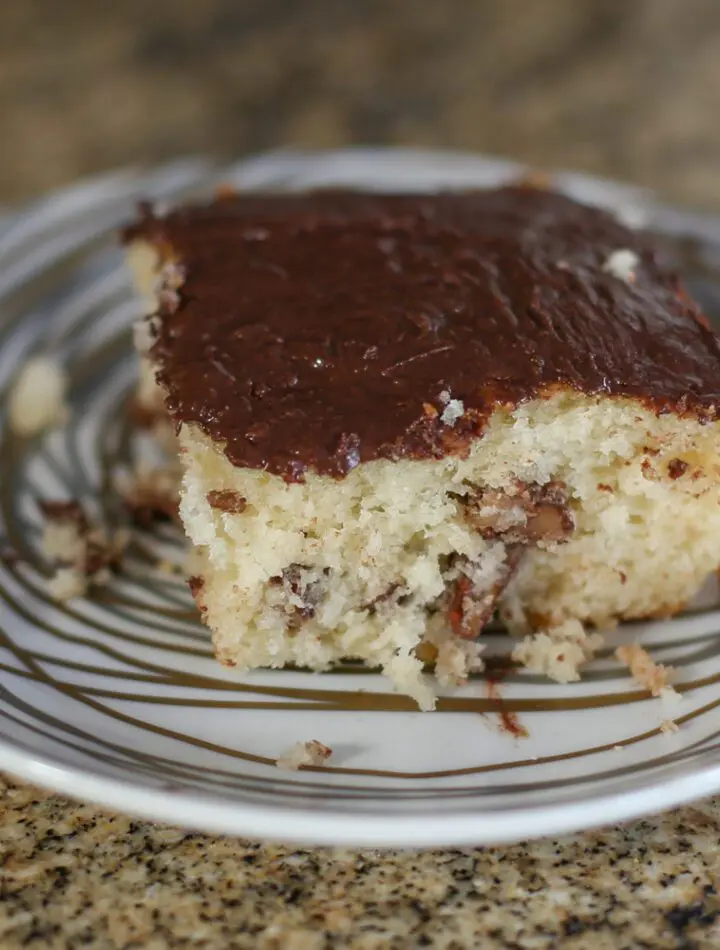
[4,1,720,946]
[1,777,720,949]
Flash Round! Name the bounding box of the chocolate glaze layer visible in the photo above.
[125,187,720,480]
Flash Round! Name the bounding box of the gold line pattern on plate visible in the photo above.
[2,168,720,806]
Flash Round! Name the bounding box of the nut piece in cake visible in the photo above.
[123,187,720,709]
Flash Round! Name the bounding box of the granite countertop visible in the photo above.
[4,0,720,947]
[2,777,720,949]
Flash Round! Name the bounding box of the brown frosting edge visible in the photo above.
[123,188,720,482]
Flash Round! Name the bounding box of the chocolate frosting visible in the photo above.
[126,187,720,481]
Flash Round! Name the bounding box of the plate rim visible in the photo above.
[4,146,720,847]
[4,734,720,847]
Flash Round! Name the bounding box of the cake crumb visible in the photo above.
[434,638,485,687]
[48,566,88,601]
[616,643,675,697]
[115,460,180,527]
[602,249,639,283]
[40,500,127,602]
[276,740,333,771]
[512,618,603,683]
[660,719,679,734]
[9,357,68,436]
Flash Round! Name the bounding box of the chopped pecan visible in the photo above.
[364,582,410,614]
[446,548,524,640]
[187,575,207,616]
[459,480,574,545]
[667,458,689,480]
[188,575,204,598]
[448,575,490,639]
[443,480,574,640]
[207,489,247,513]
[271,564,330,631]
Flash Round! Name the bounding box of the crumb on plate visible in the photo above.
[616,643,676,697]
[276,740,333,771]
[114,460,180,527]
[40,500,128,601]
[9,357,68,436]
[512,618,604,683]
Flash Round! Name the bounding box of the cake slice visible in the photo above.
[123,187,720,709]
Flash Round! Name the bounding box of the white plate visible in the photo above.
[2,149,720,848]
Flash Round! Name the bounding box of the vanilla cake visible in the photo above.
[123,187,720,709]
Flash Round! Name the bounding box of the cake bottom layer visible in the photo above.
[175,392,720,708]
